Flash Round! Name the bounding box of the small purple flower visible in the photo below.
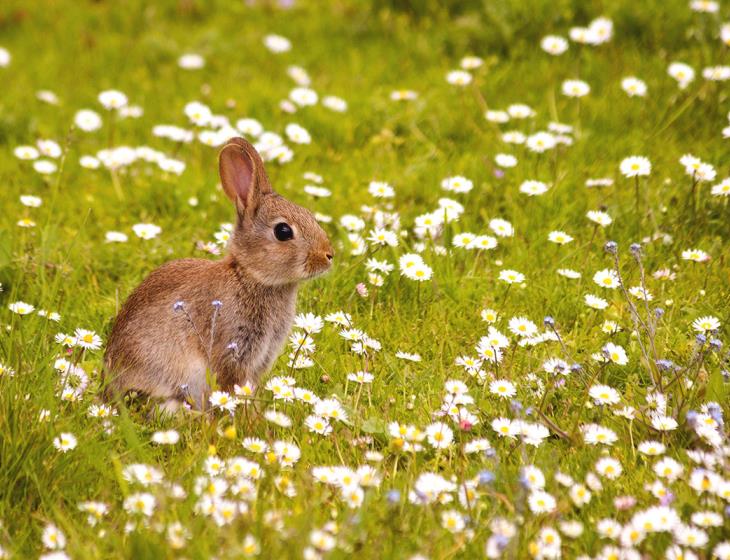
[386,490,401,504]
[604,241,618,254]
[543,316,555,327]
[629,242,642,258]
[659,491,675,506]
[656,359,675,372]
[493,168,505,179]
[478,470,495,485]
[696,333,707,345]
[654,307,665,319]
[570,363,583,373]
[710,338,723,351]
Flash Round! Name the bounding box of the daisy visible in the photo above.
[584,294,609,310]
[621,77,648,97]
[53,432,77,452]
[508,104,535,118]
[541,35,569,55]
[558,268,581,279]
[441,510,465,533]
[74,329,102,350]
[620,156,651,177]
[305,415,332,436]
[486,110,509,123]
[263,34,291,53]
[582,424,618,445]
[152,430,180,445]
[289,87,318,106]
[14,145,40,160]
[481,309,498,323]
[519,180,549,196]
[562,79,590,97]
[668,62,695,88]
[508,317,538,337]
[489,218,514,237]
[390,89,418,101]
[124,492,156,516]
[8,301,35,315]
[495,153,517,168]
[628,286,653,301]
[425,422,454,448]
[489,379,517,398]
[589,384,621,406]
[711,178,730,196]
[526,132,556,153]
[595,457,623,479]
[178,53,205,69]
[446,70,472,86]
[681,248,710,262]
[593,269,620,289]
[498,269,524,284]
[528,490,557,513]
[548,231,573,244]
[586,210,613,227]
[604,342,628,365]
[441,176,473,193]
[491,417,519,439]
[132,223,161,240]
[692,315,720,332]
[98,89,128,110]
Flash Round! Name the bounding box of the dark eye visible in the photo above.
[274,222,294,241]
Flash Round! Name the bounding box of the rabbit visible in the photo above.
[103,137,333,411]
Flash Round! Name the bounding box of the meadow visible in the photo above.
[0,0,729,558]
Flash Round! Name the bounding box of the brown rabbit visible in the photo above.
[103,137,333,411]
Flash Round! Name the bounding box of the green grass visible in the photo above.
[1,0,729,558]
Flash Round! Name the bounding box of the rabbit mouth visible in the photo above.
[304,265,331,280]
[303,259,332,280]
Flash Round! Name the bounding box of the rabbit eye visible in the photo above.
[274,222,294,241]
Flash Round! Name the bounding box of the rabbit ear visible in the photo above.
[219,137,272,215]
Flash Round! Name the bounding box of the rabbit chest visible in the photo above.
[214,284,298,384]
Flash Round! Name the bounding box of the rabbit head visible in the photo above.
[219,137,333,286]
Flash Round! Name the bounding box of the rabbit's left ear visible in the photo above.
[219,137,273,216]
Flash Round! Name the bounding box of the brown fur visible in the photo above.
[103,138,333,408]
